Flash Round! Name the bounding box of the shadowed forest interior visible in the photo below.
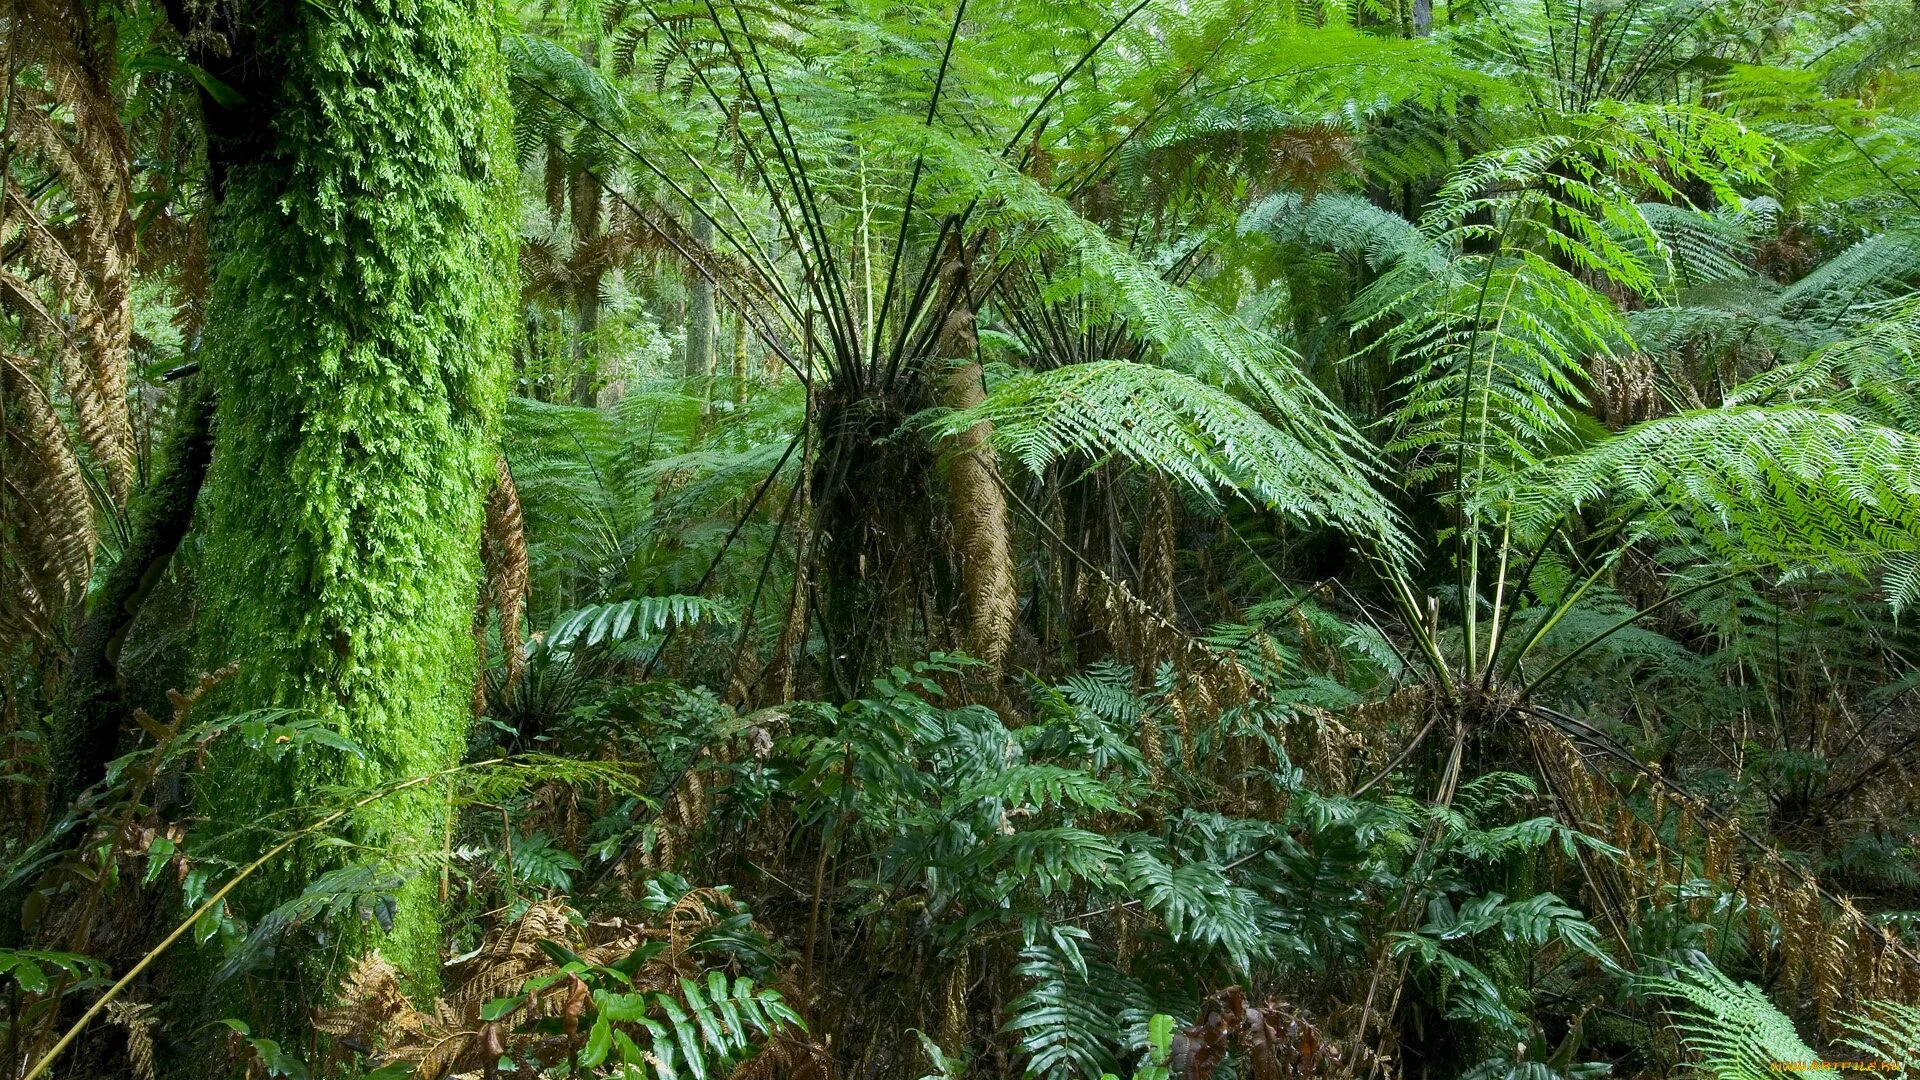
[4,0,1920,1077]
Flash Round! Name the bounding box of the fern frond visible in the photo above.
[1777,231,1920,316]
[1239,189,1436,272]
[1004,935,1154,1079]
[1839,1000,1920,1073]
[1641,966,1823,1080]
[1118,842,1267,967]
[937,139,1406,554]
[1734,295,1920,430]
[1506,407,1920,610]
[546,595,739,648]
[936,360,1408,558]
[1366,250,1621,489]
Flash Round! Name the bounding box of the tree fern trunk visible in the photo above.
[193,0,514,994]
[939,312,1017,670]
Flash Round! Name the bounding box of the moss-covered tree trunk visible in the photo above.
[192,0,514,988]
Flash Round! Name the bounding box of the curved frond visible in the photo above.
[1508,407,1920,609]
[938,360,1408,558]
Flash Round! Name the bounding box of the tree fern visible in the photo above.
[1441,0,1765,113]
[935,139,1408,557]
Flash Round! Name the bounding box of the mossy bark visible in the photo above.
[192,0,515,989]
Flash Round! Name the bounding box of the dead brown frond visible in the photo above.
[518,234,569,302]
[321,891,798,1077]
[1075,562,1322,812]
[1531,723,1920,1028]
[1141,122,1356,210]
[0,0,141,659]
[1178,986,1338,1080]
[312,952,421,1048]
[105,999,157,1080]
[2,0,138,501]
[1086,570,1255,705]
[1141,477,1178,619]
[1586,351,1660,430]
[0,354,96,652]
[1263,124,1360,197]
[616,749,725,879]
[728,1034,836,1080]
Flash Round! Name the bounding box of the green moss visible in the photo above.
[194,0,515,991]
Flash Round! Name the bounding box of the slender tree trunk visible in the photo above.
[55,372,214,806]
[732,309,749,407]
[192,0,515,992]
[575,289,601,405]
[685,204,715,387]
[571,167,602,406]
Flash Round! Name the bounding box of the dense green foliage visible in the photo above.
[3,0,1920,1078]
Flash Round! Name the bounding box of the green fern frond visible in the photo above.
[546,595,739,648]
[1365,250,1621,488]
[1239,189,1435,272]
[1778,231,1920,316]
[935,360,1408,558]
[1636,202,1761,287]
[1118,842,1268,967]
[939,139,1403,541]
[1840,1000,1920,1073]
[1004,934,1155,1079]
[582,971,803,1078]
[1641,966,1824,1080]
[1735,295,1920,430]
[1506,407,1920,610]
